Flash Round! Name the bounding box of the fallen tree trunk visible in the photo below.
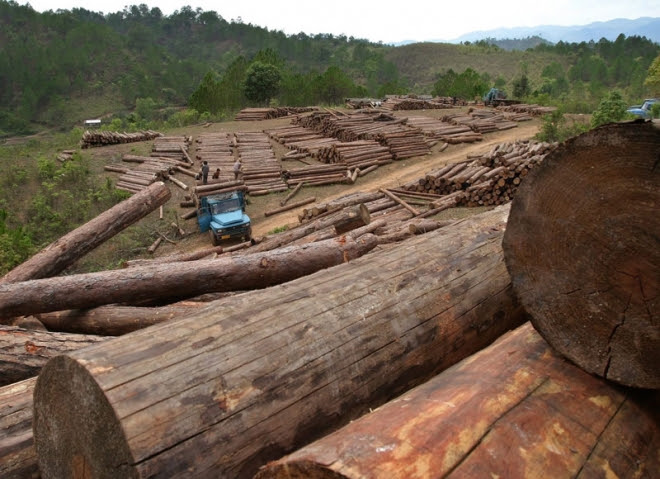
[0,378,39,479]
[33,205,527,478]
[255,322,660,479]
[0,235,379,319]
[35,302,207,336]
[0,325,109,385]
[503,121,660,389]
[1,182,171,284]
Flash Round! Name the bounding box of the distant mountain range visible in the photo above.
[448,17,660,46]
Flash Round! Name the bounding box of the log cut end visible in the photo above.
[33,355,137,479]
[503,121,660,389]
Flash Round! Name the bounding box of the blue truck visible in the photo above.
[627,98,658,119]
[197,190,251,245]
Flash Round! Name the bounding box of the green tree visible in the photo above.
[591,91,628,128]
[189,72,222,114]
[243,61,282,105]
[512,74,531,98]
[315,66,355,105]
[644,54,660,96]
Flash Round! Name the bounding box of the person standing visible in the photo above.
[233,159,242,181]
[201,161,210,184]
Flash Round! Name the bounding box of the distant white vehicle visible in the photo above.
[84,119,102,128]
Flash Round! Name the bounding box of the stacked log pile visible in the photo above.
[282,164,351,187]
[108,154,190,194]
[234,132,287,195]
[498,103,559,116]
[441,110,518,134]
[80,129,162,149]
[151,136,192,164]
[402,115,482,144]
[316,140,394,168]
[264,124,338,158]
[295,111,412,143]
[401,139,558,206]
[194,133,236,183]
[379,97,457,110]
[234,107,316,121]
[377,130,430,159]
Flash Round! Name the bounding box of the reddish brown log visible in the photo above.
[0,236,379,319]
[33,205,525,478]
[1,182,171,284]
[0,378,39,479]
[0,325,109,385]
[503,122,660,389]
[255,323,659,479]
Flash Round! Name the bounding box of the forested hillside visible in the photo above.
[1,0,659,137]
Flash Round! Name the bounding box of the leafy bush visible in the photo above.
[0,209,35,274]
[591,91,627,127]
[535,110,589,143]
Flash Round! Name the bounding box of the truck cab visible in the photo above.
[627,98,658,119]
[197,191,251,245]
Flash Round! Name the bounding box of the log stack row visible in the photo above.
[282,164,351,187]
[498,103,559,116]
[234,132,288,195]
[377,129,430,159]
[107,154,190,194]
[234,107,317,121]
[316,140,394,168]
[440,110,519,134]
[80,129,162,149]
[151,135,192,164]
[402,139,559,206]
[194,133,237,183]
[264,125,338,158]
[402,115,483,144]
[379,97,458,110]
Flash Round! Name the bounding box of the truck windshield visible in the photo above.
[210,198,241,215]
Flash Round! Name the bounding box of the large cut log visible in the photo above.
[255,322,659,479]
[503,121,660,389]
[0,378,39,479]
[0,325,109,385]
[1,182,171,284]
[0,235,379,319]
[35,302,207,336]
[33,205,527,478]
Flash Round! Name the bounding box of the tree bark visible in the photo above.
[0,235,379,319]
[255,323,660,479]
[503,122,660,389]
[0,325,109,385]
[1,182,171,284]
[33,205,527,479]
[0,378,39,479]
[36,302,206,336]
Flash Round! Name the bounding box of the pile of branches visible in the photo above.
[80,130,162,149]
[234,107,317,121]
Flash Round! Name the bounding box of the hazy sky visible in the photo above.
[17,0,660,43]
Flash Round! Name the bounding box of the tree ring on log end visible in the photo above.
[33,355,137,478]
[503,122,659,389]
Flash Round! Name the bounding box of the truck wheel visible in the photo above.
[210,230,219,246]
[243,226,252,242]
